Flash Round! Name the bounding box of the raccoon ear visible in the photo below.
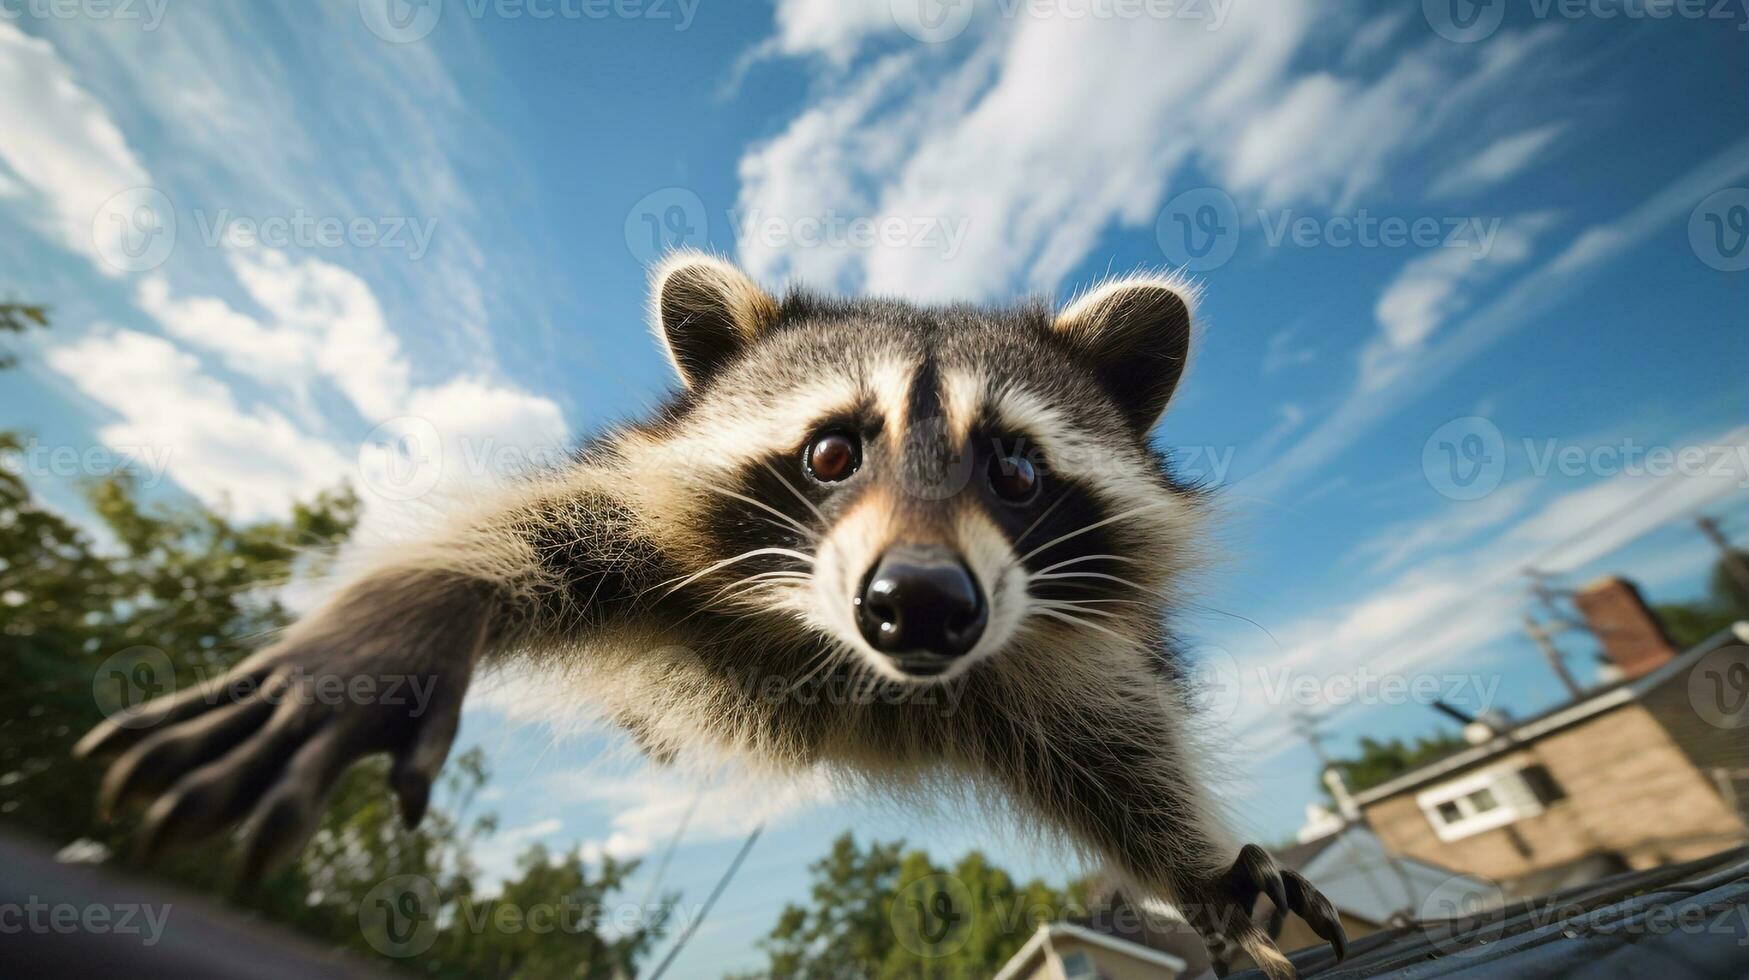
[650,252,779,389]
[1051,276,1196,433]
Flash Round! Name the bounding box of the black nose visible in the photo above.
[855,546,988,663]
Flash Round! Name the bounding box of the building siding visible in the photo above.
[1362,703,1745,882]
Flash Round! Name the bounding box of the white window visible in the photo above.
[1417,764,1565,842]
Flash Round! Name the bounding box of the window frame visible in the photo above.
[1416,763,1564,842]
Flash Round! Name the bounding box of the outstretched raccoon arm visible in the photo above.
[73,477,631,878]
[980,703,1347,979]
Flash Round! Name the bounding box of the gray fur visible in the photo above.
[77,254,1343,978]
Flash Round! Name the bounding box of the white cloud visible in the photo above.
[1430,123,1568,199]
[138,249,410,420]
[1232,424,1749,756]
[0,22,150,271]
[44,329,351,520]
[739,4,1563,302]
[1363,211,1556,390]
[766,0,896,63]
[1250,133,1749,497]
[567,767,834,864]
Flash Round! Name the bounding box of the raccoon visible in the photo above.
[77,253,1345,977]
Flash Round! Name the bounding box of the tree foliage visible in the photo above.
[744,832,1087,980]
[1323,732,1468,800]
[1655,548,1749,650]
[0,312,665,977]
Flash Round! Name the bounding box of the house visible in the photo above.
[1353,621,1749,892]
[992,921,1188,980]
[991,822,1495,980]
[1265,820,1495,953]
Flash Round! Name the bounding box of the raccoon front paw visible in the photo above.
[74,640,471,880]
[1186,843,1348,979]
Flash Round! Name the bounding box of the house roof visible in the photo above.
[992,921,1188,980]
[1283,823,1496,928]
[1228,844,1749,979]
[1352,623,1748,806]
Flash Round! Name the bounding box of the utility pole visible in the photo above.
[1525,613,1584,699]
[1697,516,1749,602]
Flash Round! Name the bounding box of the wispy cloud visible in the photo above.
[1249,134,1749,498]
[1232,423,1749,758]
[737,4,1566,303]
[1431,123,1569,199]
[4,16,568,524]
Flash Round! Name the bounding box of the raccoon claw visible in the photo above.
[1190,844,1347,980]
[78,643,471,879]
[1271,869,1348,962]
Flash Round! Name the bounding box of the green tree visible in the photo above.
[1655,548,1749,650]
[746,833,1085,980]
[1324,732,1468,799]
[0,300,48,368]
[0,311,665,977]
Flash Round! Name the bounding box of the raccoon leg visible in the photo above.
[75,476,663,876]
[971,692,1346,980]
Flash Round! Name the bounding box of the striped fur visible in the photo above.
[78,254,1341,978]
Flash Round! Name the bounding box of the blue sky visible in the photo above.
[2,0,1747,974]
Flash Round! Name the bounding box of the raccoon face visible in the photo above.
[647,252,1202,684]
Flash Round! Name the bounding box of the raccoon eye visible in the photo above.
[988,453,1040,504]
[806,431,860,483]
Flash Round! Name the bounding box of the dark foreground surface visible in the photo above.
[1239,845,1749,979]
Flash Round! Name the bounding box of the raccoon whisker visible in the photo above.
[760,461,829,529]
[703,485,818,541]
[1030,571,1166,597]
[654,548,816,600]
[1026,593,1150,607]
[1012,490,1073,551]
[695,571,813,612]
[783,644,846,698]
[1029,607,1135,646]
[1016,501,1171,564]
[1031,553,1138,577]
[1031,601,1124,620]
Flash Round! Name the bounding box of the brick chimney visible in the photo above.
[1573,576,1678,680]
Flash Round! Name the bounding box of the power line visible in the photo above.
[646,823,764,980]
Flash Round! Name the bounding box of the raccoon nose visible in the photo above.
[855,546,988,662]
